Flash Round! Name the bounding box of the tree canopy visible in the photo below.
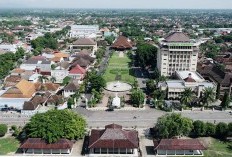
[130,89,145,107]
[135,43,157,68]
[24,110,86,143]
[156,113,193,138]
[86,71,106,93]
[0,124,7,137]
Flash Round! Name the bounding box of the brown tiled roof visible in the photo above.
[46,95,62,104]
[1,80,35,98]
[154,139,206,150]
[111,36,132,49]
[71,58,91,68]
[183,75,196,82]
[57,61,70,69]
[4,75,22,87]
[165,32,190,42]
[64,82,79,91]
[73,38,96,45]
[35,83,60,92]
[11,68,25,74]
[198,64,232,86]
[89,124,138,149]
[20,138,73,149]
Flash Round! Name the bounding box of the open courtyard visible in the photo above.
[103,51,135,84]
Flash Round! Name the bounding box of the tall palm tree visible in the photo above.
[201,87,216,107]
[38,75,48,83]
[50,76,56,83]
[180,88,195,107]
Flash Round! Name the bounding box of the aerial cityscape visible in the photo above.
[0,1,232,157]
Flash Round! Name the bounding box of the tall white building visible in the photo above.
[70,25,99,38]
[157,30,200,76]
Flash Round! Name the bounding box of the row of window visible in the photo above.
[169,46,193,49]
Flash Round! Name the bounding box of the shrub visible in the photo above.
[216,122,228,139]
[193,120,206,136]
[205,122,216,137]
[0,124,8,137]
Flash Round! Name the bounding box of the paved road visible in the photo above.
[97,46,111,75]
[0,108,231,128]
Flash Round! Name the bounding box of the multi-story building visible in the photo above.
[157,30,200,76]
[70,25,99,38]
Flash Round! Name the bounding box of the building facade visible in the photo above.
[70,25,99,38]
[157,30,200,76]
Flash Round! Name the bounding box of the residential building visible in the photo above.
[68,65,86,81]
[157,29,200,76]
[88,124,139,157]
[70,25,99,38]
[70,38,97,55]
[159,71,216,99]
[20,138,73,154]
[51,61,70,83]
[20,56,51,75]
[63,81,79,98]
[154,139,206,156]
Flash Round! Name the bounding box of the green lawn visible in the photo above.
[0,138,20,155]
[103,53,135,84]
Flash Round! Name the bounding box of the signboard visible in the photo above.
[168,43,193,46]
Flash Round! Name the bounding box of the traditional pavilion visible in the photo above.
[20,138,74,155]
[88,124,139,157]
[111,36,133,51]
[154,139,206,156]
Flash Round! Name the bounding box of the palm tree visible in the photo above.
[201,87,216,107]
[50,76,56,83]
[180,88,195,107]
[38,75,48,83]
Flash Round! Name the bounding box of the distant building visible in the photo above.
[159,71,216,99]
[111,36,133,51]
[70,25,99,38]
[157,29,200,76]
[0,44,17,53]
[70,38,97,55]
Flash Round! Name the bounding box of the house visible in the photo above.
[45,95,63,106]
[111,36,133,51]
[4,75,22,88]
[154,139,206,156]
[197,63,232,98]
[63,81,79,98]
[69,65,86,81]
[71,51,95,70]
[51,61,70,83]
[0,79,36,109]
[70,25,99,38]
[88,124,139,157]
[20,138,74,154]
[159,71,216,100]
[70,38,97,54]
[20,56,51,75]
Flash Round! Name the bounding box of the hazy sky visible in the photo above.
[0,0,232,9]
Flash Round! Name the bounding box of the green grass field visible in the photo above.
[103,53,135,84]
[0,138,20,155]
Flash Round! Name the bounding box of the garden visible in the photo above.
[103,52,135,84]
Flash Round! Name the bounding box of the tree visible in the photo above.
[201,87,216,107]
[38,75,48,83]
[216,122,228,139]
[67,97,75,109]
[24,110,86,143]
[228,122,232,137]
[146,79,155,94]
[131,89,145,107]
[0,124,8,137]
[50,76,56,83]
[192,120,206,136]
[133,79,139,89]
[87,72,106,92]
[62,76,71,86]
[180,88,195,107]
[156,113,193,138]
[205,122,216,137]
[135,43,158,68]
[221,92,230,109]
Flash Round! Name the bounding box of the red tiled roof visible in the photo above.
[111,36,132,49]
[89,124,138,149]
[184,77,196,82]
[154,139,206,150]
[20,138,73,149]
[69,65,86,74]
